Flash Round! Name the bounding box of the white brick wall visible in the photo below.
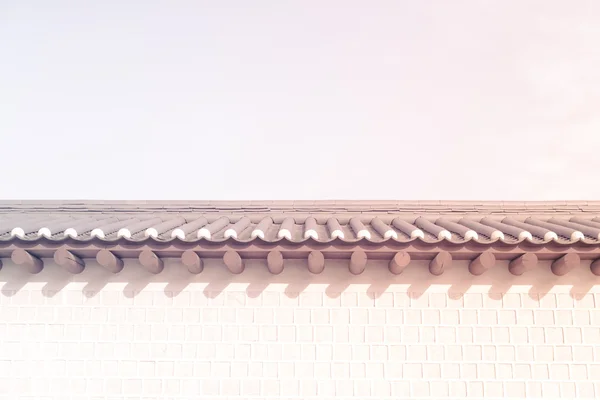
[0,257,599,399]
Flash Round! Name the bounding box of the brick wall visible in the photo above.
[0,257,599,399]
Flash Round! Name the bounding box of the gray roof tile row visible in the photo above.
[1,201,600,244]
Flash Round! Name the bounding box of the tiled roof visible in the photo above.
[1,201,600,277]
[1,200,600,244]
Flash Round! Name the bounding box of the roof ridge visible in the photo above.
[0,199,597,214]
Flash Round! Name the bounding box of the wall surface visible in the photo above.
[0,257,599,399]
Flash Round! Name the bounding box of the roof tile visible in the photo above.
[0,200,599,245]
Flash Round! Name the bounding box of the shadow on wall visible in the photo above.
[0,258,598,302]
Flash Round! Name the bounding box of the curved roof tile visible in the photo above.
[0,200,599,245]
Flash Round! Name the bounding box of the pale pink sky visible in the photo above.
[1,1,599,200]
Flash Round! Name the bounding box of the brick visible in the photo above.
[374,292,393,307]
[411,292,429,307]
[437,326,458,344]
[441,309,460,324]
[556,293,574,308]
[447,294,464,308]
[464,293,483,308]
[569,363,588,380]
[535,309,555,325]
[423,363,442,378]
[273,308,293,324]
[528,326,544,343]
[464,345,483,361]
[573,310,591,325]
[449,381,467,397]
[479,309,498,325]
[368,308,386,324]
[532,364,550,379]
[574,293,595,308]
[300,379,318,396]
[422,309,441,324]
[467,381,484,397]
[384,325,401,342]
[461,309,478,324]
[556,309,574,325]
[301,344,316,360]
[247,361,263,378]
[428,292,446,307]
[471,327,490,343]
[389,345,407,360]
[521,293,540,307]
[333,325,349,342]
[357,291,374,307]
[371,344,387,361]
[353,381,371,397]
[340,292,357,307]
[589,364,600,379]
[550,364,570,380]
[401,326,419,343]
[349,362,366,378]
[403,363,423,379]
[477,363,495,379]
[525,381,543,397]
[314,326,333,342]
[442,363,460,379]
[577,382,596,398]
[494,326,510,342]
[496,363,513,379]
[0,267,595,399]
[365,326,384,342]
[514,363,532,378]
[278,362,295,378]
[407,344,427,361]
[385,309,403,324]
[555,345,573,361]
[498,309,517,324]
[315,344,332,361]
[294,309,311,324]
[542,381,561,397]
[262,362,278,378]
[420,326,436,343]
[330,309,349,325]
[295,362,314,378]
[332,343,351,360]
[430,380,449,397]
[311,309,330,324]
[503,293,522,308]
[561,382,577,398]
[483,293,503,308]
[411,380,430,397]
[393,292,410,307]
[509,326,528,344]
[516,309,534,324]
[262,379,281,395]
[335,379,354,396]
[404,309,422,324]
[482,345,497,361]
[565,327,584,343]
[506,381,526,398]
[296,325,313,341]
[349,308,368,324]
[545,327,564,343]
[485,381,504,397]
[385,362,403,378]
[539,293,557,308]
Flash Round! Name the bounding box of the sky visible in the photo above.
[1,1,600,200]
